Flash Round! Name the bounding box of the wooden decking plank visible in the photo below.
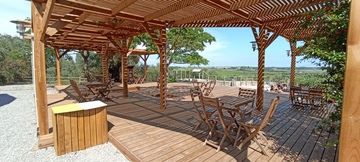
[320,131,338,162]
[151,133,207,162]
[141,131,206,161]
[252,108,309,161]
[268,110,315,162]
[280,119,319,162]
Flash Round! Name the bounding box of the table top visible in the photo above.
[81,82,106,86]
[52,100,107,114]
[219,96,254,107]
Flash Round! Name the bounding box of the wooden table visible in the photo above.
[218,96,255,125]
[81,82,107,95]
[51,101,108,156]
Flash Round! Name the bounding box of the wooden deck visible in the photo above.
[48,82,338,162]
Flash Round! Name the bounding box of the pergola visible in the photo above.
[28,0,359,161]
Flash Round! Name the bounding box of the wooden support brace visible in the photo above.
[40,0,55,41]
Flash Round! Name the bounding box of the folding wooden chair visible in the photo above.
[236,96,280,156]
[203,80,216,96]
[290,86,302,108]
[238,88,256,116]
[309,87,325,110]
[69,79,98,102]
[189,89,216,131]
[201,96,236,152]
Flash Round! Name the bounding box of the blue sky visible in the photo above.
[0,1,316,67]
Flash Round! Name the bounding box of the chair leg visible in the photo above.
[204,123,216,146]
[193,122,202,131]
[217,134,227,152]
[234,125,243,147]
[253,137,269,156]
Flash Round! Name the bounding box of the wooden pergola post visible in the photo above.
[289,41,297,88]
[251,23,288,111]
[339,0,360,161]
[107,36,133,97]
[31,0,55,135]
[143,23,167,109]
[139,54,149,81]
[100,44,109,82]
[55,48,61,86]
[54,48,70,86]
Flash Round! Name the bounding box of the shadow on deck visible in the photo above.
[48,82,338,162]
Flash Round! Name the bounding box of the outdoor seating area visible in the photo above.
[47,82,338,161]
[290,85,327,110]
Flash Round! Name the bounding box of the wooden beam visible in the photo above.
[55,0,165,27]
[78,12,91,23]
[32,0,49,135]
[173,9,226,26]
[40,0,55,41]
[339,0,360,161]
[111,0,138,16]
[144,0,202,21]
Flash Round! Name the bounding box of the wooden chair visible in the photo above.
[236,96,280,156]
[189,89,216,131]
[201,96,236,152]
[69,79,98,102]
[203,80,216,96]
[290,86,302,108]
[97,77,123,99]
[238,88,256,116]
[309,87,325,110]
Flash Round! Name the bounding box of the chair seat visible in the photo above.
[210,115,235,126]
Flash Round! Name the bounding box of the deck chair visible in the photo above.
[236,96,280,156]
[189,89,216,131]
[238,88,256,116]
[69,79,98,102]
[203,80,216,96]
[201,96,236,152]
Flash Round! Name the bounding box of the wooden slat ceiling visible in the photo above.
[34,0,328,51]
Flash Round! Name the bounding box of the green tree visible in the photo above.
[295,0,350,145]
[133,28,215,67]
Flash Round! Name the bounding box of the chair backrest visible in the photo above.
[309,87,324,97]
[259,96,280,130]
[200,96,226,128]
[238,88,256,98]
[290,86,301,96]
[189,89,203,116]
[69,79,87,102]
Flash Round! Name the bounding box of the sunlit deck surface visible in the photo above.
[49,82,338,162]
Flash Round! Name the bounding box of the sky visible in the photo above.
[0,0,316,67]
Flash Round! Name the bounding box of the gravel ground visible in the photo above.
[0,84,129,162]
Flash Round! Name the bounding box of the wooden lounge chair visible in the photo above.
[69,79,98,102]
[236,96,280,156]
[238,88,256,116]
[203,80,216,96]
[201,96,236,152]
[189,89,216,131]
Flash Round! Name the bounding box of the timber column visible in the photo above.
[32,0,55,135]
[143,23,167,109]
[251,23,288,111]
[289,41,297,88]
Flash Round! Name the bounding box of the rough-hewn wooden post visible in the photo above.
[339,1,360,161]
[32,0,54,135]
[121,52,128,96]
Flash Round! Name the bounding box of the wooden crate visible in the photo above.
[52,101,108,156]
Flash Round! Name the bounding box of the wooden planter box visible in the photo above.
[51,101,108,156]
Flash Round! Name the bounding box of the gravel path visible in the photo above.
[0,85,129,162]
